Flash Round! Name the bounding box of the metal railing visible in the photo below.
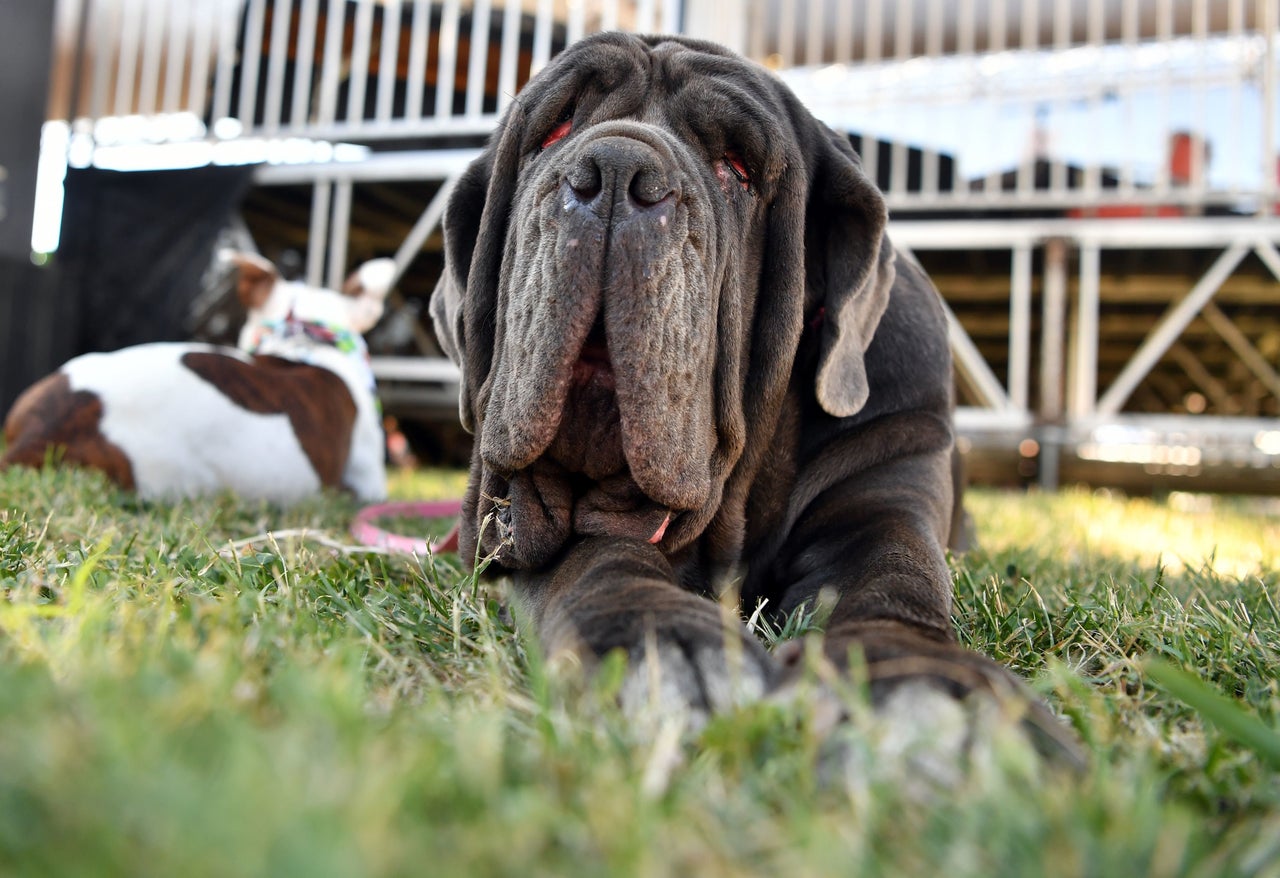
[891,215,1280,486]
[47,0,1279,215]
[50,0,680,147]
[766,0,1279,215]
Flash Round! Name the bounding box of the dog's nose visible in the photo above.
[565,137,676,214]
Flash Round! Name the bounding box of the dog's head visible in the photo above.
[431,33,894,569]
[227,252,396,355]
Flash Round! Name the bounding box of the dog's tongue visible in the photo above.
[572,475,674,544]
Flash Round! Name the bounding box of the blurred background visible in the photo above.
[1,0,1277,494]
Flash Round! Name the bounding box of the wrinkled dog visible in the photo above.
[432,33,1077,757]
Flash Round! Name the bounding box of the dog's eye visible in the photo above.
[541,118,573,150]
[724,151,751,190]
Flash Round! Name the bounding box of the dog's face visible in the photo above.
[433,33,896,570]
[228,251,395,352]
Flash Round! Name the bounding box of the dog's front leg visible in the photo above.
[763,430,1083,762]
[766,443,990,688]
[514,536,778,728]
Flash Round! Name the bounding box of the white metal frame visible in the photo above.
[761,0,1279,216]
[894,216,1280,482]
[49,1,1279,215]
[52,0,682,144]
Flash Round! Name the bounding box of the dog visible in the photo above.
[2,252,393,505]
[430,32,1081,758]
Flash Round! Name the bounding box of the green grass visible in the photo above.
[1,464,1278,877]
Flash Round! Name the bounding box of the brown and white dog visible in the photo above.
[1,252,393,505]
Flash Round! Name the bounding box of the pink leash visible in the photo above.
[350,499,463,555]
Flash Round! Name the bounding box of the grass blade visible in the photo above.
[1146,658,1280,770]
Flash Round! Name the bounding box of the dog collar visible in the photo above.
[245,313,365,357]
[245,313,379,410]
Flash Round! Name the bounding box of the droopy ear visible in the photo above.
[430,122,521,433]
[223,250,279,310]
[341,257,397,333]
[808,127,895,418]
[341,257,396,300]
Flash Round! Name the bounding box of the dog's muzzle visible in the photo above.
[474,124,722,567]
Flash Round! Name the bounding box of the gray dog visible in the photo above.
[432,32,1076,756]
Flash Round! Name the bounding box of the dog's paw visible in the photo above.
[773,621,1086,774]
[613,621,777,733]
[829,679,1061,802]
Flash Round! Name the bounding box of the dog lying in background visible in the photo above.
[2,252,394,505]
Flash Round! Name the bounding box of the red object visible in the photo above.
[1067,204,1183,219]
[1168,131,1198,185]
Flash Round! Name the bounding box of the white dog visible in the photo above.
[2,252,394,504]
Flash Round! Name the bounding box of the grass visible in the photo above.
[1,464,1278,877]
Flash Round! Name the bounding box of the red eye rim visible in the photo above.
[724,151,751,190]
[541,118,573,150]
